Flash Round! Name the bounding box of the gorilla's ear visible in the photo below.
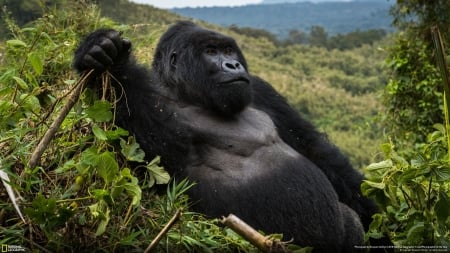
[170,52,177,68]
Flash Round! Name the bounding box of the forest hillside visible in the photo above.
[4,0,448,252]
[172,0,393,38]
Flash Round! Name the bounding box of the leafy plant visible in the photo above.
[362,125,450,246]
[0,2,264,252]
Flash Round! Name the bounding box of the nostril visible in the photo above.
[225,62,236,69]
[224,61,242,70]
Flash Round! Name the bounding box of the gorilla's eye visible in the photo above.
[224,47,233,55]
[205,48,217,56]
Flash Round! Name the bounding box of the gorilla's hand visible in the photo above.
[74,29,131,73]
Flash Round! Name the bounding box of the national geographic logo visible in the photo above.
[1,245,26,252]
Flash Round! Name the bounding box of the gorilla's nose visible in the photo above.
[222,60,245,74]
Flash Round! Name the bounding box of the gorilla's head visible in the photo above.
[152,21,252,117]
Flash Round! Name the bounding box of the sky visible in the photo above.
[130,0,263,9]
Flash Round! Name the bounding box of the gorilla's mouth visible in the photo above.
[219,77,250,85]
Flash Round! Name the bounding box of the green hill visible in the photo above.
[172,1,393,38]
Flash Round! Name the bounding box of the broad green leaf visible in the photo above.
[28,52,44,75]
[410,154,426,167]
[146,156,170,185]
[366,160,392,171]
[120,137,145,162]
[92,124,108,141]
[406,222,424,245]
[95,151,119,184]
[86,100,113,122]
[433,166,450,182]
[434,194,450,223]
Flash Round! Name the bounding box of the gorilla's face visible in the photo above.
[153,21,252,117]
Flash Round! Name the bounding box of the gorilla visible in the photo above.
[73,21,380,252]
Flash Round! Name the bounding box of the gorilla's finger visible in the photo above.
[88,45,113,67]
[99,38,118,59]
[121,39,132,52]
[106,30,125,53]
[82,54,105,70]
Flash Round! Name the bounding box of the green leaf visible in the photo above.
[120,137,145,162]
[28,52,44,75]
[86,100,113,122]
[125,183,142,206]
[92,189,114,205]
[95,151,119,184]
[105,127,129,140]
[366,160,392,171]
[19,93,41,113]
[92,124,108,141]
[406,222,424,245]
[95,207,110,236]
[146,156,170,185]
[13,76,28,90]
[88,201,111,236]
[380,143,392,156]
[363,180,385,189]
[433,166,450,182]
[434,194,450,223]
[7,39,27,47]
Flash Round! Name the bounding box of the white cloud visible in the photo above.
[130,0,262,9]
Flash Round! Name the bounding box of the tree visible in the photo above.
[284,29,308,46]
[309,25,328,47]
[383,0,450,144]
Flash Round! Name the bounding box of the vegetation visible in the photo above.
[382,0,450,145]
[0,2,273,252]
[172,1,393,38]
[362,0,450,249]
[1,0,448,251]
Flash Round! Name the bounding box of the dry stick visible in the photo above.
[221,214,293,253]
[27,70,94,169]
[144,208,182,253]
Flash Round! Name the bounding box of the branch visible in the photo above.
[144,208,182,253]
[27,70,93,169]
[221,214,293,253]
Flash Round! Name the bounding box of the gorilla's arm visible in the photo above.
[73,29,190,170]
[250,76,378,229]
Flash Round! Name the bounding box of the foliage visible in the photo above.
[362,125,450,247]
[172,1,393,38]
[383,0,450,145]
[0,3,263,252]
[383,33,443,145]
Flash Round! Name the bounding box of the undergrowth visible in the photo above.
[0,2,262,252]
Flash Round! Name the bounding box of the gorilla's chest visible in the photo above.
[176,106,300,180]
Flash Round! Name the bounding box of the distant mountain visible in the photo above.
[262,0,388,3]
[262,0,349,3]
[172,1,393,38]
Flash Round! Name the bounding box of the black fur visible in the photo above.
[74,21,388,252]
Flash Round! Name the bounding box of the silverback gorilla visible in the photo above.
[74,21,381,252]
